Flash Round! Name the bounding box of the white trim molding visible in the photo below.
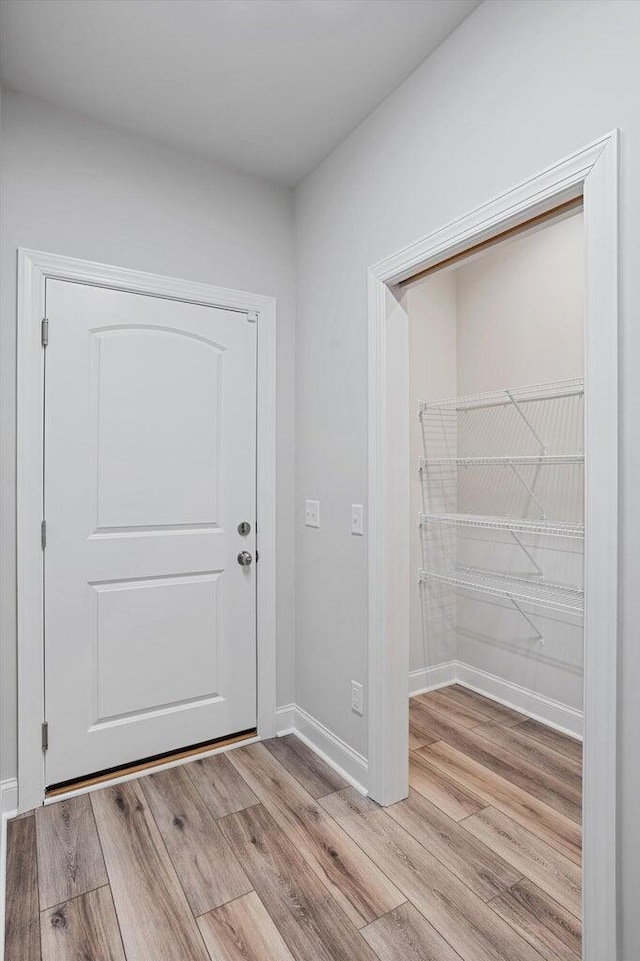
[275,703,297,736]
[16,249,277,812]
[0,780,18,820]
[408,661,457,696]
[453,664,583,739]
[368,132,619,961]
[276,704,368,794]
[409,662,582,738]
[0,778,19,961]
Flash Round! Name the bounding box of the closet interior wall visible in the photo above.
[407,212,585,724]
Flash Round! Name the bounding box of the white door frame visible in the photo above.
[17,249,277,811]
[367,132,618,961]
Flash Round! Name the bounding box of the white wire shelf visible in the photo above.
[419,512,584,539]
[419,567,584,617]
[419,378,584,414]
[419,454,583,468]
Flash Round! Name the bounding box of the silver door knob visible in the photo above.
[237,551,253,567]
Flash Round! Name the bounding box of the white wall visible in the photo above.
[294,2,640,955]
[456,214,584,393]
[0,89,296,782]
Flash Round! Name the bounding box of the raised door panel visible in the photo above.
[93,328,223,531]
[92,573,222,723]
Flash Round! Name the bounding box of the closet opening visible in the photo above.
[368,134,617,960]
[403,203,584,951]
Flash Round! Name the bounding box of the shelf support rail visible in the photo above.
[510,530,544,577]
[507,459,546,519]
[505,389,547,454]
[507,594,544,645]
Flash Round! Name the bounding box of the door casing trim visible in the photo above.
[367,131,619,961]
[17,249,277,811]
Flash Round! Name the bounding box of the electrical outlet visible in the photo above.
[351,680,364,716]
[305,500,320,528]
[351,504,364,536]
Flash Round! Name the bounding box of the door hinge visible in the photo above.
[247,311,259,323]
[41,318,49,347]
[42,721,49,752]
[41,520,47,549]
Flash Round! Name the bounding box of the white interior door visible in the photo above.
[44,279,257,786]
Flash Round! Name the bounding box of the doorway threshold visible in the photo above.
[45,728,257,799]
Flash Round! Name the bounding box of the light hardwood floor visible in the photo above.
[5,686,582,961]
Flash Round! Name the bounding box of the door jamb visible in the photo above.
[367,131,619,961]
[17,249,277,811]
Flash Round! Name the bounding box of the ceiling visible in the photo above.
[0,0,480,186]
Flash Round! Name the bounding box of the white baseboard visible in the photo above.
[409,660,457,696]
[409,661,582,739]
[1,779,18,961]
[454,662,583,739]
[275,703,296,736]
[275,657,582,808]
[0,780,17,820]
[276,704,368,794]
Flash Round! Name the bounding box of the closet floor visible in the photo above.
[6,685,581,961]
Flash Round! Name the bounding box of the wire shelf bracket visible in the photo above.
[510,529,544,577]
[507,458,546,519]
[509,596,545,644]
[505,389,547,454]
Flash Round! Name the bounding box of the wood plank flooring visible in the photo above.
[228,742,404,927]
[34,795,108,910]
[40,887,125,961]
[198,891,295,961]
[5,685,582,961]
[5,816,40,961]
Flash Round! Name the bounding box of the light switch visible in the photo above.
[305,500,320,528]
[351,680,364,716]
[351,504,364,536]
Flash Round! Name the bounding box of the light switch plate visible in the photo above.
[305,500,320,528]
[351,504,364,536]
[351,680,364,716]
